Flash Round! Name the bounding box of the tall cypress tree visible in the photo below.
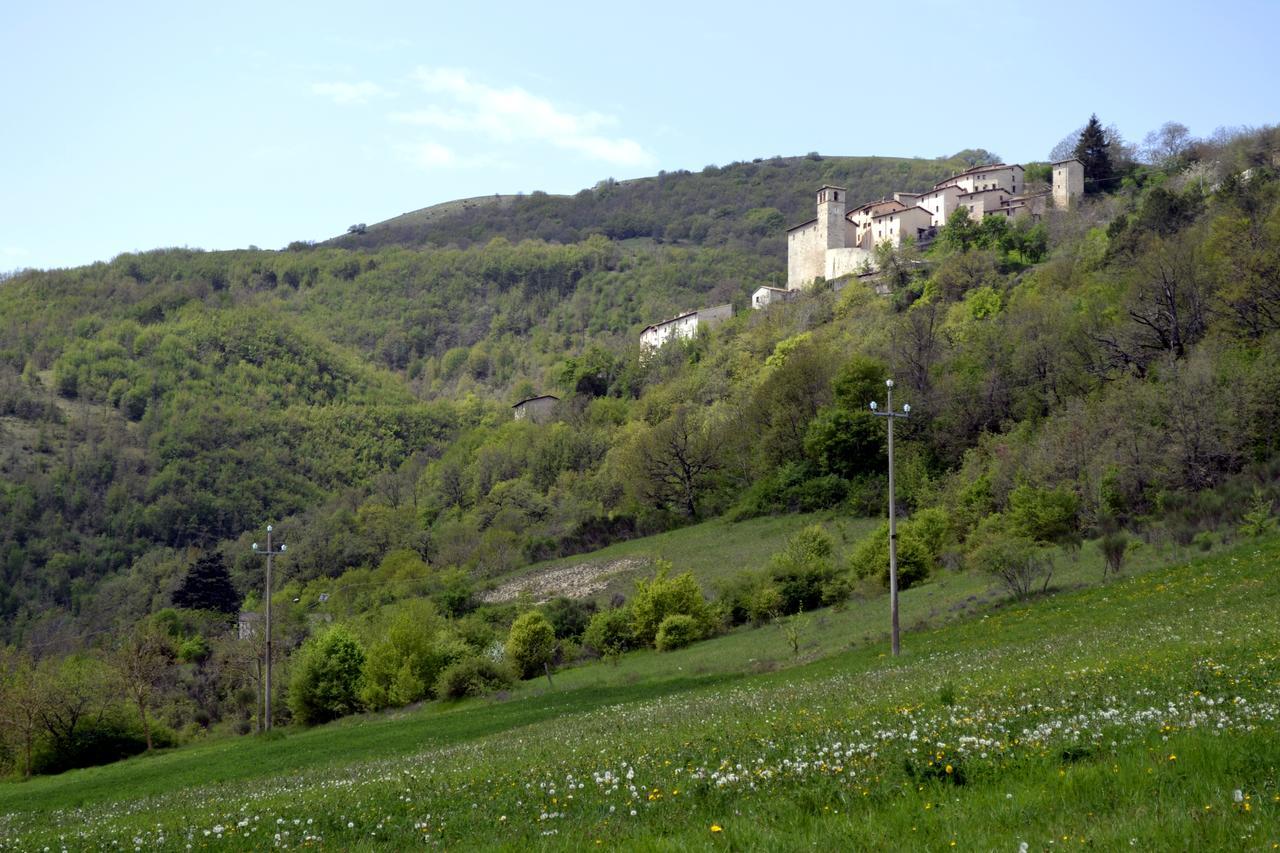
[1073,114,1115,194]
[172,553,240,614]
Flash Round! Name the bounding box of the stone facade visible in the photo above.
[752,286,794,309]
[639,303,733,351]
[1052,158,1084,209]
[512,395,560,423]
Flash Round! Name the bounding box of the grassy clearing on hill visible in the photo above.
[2,534,1277,850]
[484,512,878,603]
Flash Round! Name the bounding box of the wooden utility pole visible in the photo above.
[871,379,910,656]
[251,525,287,731]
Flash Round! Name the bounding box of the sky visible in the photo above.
[3,0,1278,271]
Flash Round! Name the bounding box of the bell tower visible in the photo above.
[816,185,847,250]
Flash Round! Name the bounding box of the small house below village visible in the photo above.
[639,303,733,351]
[512,395,560,423]
[238,611,260,640]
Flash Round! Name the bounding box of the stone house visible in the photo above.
[639,303,733,351]
[237,611,260,640]
[512,394,560,423]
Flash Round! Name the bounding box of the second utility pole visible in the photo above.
[252,525,287,731]
[871,379,910,656]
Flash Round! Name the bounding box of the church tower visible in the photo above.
[816,186,848,250]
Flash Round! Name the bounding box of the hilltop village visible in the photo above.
[638,157,1084,346]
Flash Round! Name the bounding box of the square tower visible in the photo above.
[1052,159,1084,209]
[816,185,847,250]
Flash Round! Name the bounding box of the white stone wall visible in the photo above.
[959,188,1009,218]
[752,287,792,309]
[640,313,700,349]
[787,221,824,288]
[939,165,1023,195]
[866,206,933,248]
[826,247,875,279]
[917,186,962,226]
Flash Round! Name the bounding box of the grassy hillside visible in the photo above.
[1,534,1276,848]
[480,511,875,604]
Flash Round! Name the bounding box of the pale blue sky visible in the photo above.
[3,0,1277,270]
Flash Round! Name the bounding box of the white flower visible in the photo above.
[1233,789,1244,803]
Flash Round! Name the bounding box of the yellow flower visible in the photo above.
[945,765,953,774]
[1168,754,1177,761]
[710,824,723,833]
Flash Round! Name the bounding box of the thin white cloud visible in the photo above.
[401,141,457,169]
[311,81,389,105]
[395,141,508,171]
[391,67,653,168]
[1,246,28,259]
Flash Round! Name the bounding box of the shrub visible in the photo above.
[1238,486,1276,537]
[288,626,366,726]
[542,597,598,643]
[32,713,176,775]
[583,607,635,657]
[965,518,1050,599]
[629,562,716,647]
[655,614,700,651]
[435,655,514,699]
[360,600,467,710]
[768,525,837,614]
[1100,530,1129,579]
[1007,484,1080,547]
[505,611,557,680]
[848,522,932,590]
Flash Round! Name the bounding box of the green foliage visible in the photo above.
[965,516,1050,599]
[541,597,598,643]
[505,611,558,680]
[804,407,883,479]
[767,525,838,613]
[434,655,514,700]
[1100,530,1130,579]
[171,553,240,614]
[288,626,366,726]
[1074,114,1116,194]
[583,607,635,658]
[1238,486,1277,537]
[654,614,700,652]
[848,521,933,590]
[628,562,717,647]
[32,711,176,776]
[360,600,464,710]
[1006,484,1080,547]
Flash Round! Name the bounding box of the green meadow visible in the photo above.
[2,532,1277,850]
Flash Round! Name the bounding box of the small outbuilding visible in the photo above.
[512,394,560,423]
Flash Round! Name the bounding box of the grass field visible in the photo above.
[2,532,1277,850]
[483,512,879,603]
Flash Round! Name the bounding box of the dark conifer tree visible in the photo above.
[172,553,240,614]
[1074,114,1115,194]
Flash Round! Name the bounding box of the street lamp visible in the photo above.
[871,379,910,657]
[251,525,287,731]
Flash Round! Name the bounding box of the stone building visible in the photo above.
[639,303,733,351]
[237,611,260,640]
[512,394,560,423]
[783,158,1085,291]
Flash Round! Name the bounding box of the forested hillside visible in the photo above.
[1,123,1279,776]
[327,152,995,253]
